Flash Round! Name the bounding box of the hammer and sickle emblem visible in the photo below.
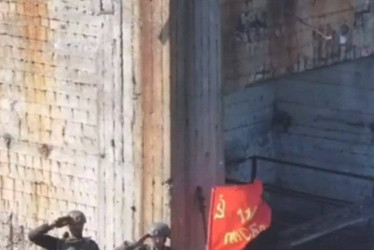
[214,195,226,220]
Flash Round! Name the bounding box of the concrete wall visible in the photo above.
[222,0,374,94]
[224,56,374,213]
[170,1,225,249]
[0,1,227,250]
[272,56,374,203]
[0,1,172,249]
[222,0,374,221]
[0,1,105,248]
[224,84,275,181]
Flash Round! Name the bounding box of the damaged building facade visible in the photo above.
[224,0,374,249]
[0,0,374,249]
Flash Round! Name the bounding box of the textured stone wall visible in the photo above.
[0,1,101,249]
[0,1,159,249]
[222,0,374,94]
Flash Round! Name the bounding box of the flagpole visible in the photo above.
[206,187,216,250]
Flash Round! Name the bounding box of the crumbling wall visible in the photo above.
[222,0,374,94]
[0,1,149,249]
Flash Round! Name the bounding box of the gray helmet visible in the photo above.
[149,222,170,238]
[68,210,86,224]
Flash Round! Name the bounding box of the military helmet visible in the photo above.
[149,222,170,238]
[68,210,87,224]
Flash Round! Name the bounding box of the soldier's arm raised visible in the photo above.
[28,216,69,250]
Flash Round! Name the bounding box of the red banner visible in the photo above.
[207,180,271,250]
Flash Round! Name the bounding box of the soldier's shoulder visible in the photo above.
[83,237,100,249]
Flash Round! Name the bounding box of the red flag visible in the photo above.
[207,180,271,250]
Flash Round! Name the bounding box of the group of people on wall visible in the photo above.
[28,210,171,250]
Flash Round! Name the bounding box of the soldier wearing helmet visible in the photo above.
[115,222,171,250]
[28,210,100,250]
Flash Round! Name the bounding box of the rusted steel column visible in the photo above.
[139,0,171,235]
[170,0,225,249]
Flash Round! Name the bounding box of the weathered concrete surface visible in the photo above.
[272,56,374,202]
[0,1,103,248]
[224,56,374,215]
[139,0,171,237]
[170,0,225,249]
[224,84,275,181]
[0,1,171,249]
[222,0,374,217]
[222,0,374,94]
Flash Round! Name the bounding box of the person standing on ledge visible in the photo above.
[115,222,171,250]
[28,210,100,250]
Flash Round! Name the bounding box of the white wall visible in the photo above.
[0,1,148,249]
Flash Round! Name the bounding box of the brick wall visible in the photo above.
[0,1,147,249]
[222,0,374,94]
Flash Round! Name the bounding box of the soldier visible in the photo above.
[28,210,100,250]
[115,222,171,250]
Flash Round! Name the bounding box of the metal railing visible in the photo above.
[226,155,374,206]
